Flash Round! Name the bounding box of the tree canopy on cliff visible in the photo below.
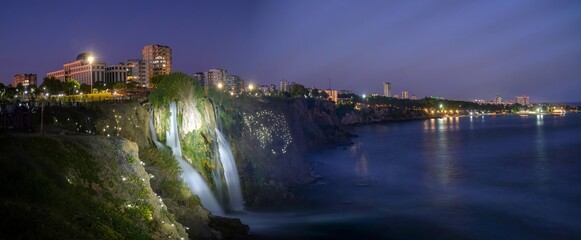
[149,72,204,108]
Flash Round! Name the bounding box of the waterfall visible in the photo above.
[149,109,164,149]
[150,102,224,215]
[204,99,224,204]
[216,128,245,211]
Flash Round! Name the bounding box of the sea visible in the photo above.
[247,113,581,240]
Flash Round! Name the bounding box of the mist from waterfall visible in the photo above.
[216,128,245,211]
[151,102,224,215]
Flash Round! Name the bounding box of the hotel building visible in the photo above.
[105,64,127,83]
[47,53,106,86]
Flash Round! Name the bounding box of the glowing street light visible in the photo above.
[87,54,95,92]
[217,82,224,90]
[248,84,254,91]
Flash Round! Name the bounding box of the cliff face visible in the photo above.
[35,102,248,239]
[0,134,188,239]
[216,97,352,207]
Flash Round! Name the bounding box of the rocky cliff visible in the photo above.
[340,106,430,125]
[215,97,352,208]
[0,134,188,239]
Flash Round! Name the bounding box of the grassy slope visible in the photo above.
[0,134,182,239]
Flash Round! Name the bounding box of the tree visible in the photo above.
[40,77,64,95]
[63,78,80,95]
[93,81,107,92]
[310,88,320,98]
[16,83,25,94]
[148,72,202,108]
[150,75,165,85]
[290,83,307,97]
[112,82,126,91]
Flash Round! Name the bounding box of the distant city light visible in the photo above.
[248,84,255,91]
[217,83,223,89]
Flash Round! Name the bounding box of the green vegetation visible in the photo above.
[0,135,152,239]
[148,72,204,108]
[140,147,201,207]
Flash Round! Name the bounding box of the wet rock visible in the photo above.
[209,216,249,239]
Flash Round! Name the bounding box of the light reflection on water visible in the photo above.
[535,115,549,191]
[251,114,581,239]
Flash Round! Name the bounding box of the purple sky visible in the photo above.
[1,0,580,102]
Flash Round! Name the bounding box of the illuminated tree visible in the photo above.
[63,78,80,95]
[40,77,64,95]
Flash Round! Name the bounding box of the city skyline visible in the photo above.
[1,0,581,102]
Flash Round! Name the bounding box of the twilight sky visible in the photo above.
[1,0,580,102]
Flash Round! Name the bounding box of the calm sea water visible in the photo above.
[249,113,581,240]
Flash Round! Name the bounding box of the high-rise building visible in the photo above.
[142,44,172,88]
[13,74,37,87]
[495,95,502,104]
[193,72,206,87]
[402,91,409,99]
[226,74,244,93]
[515,95,530,105]
[383,82,392,97]
[105,64,128,83]
[47,53,106,86]
[205,68,228,89]
[280,80,290,92]
[411,95,417,100]
[125,59,144,86]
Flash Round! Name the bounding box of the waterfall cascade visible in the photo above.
[150,102,224,215]
[150,101,244,214]
[216,128,245,211]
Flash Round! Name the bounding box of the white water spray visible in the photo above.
[150,102,224,215]
[216,128,245,211]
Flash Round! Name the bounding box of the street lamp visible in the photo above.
[217,82,223,90]
[248,83,254,91]
[87,55,95,93]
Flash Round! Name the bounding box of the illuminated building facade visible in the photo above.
[280,80,290,92]
[324,89,338,102]
[383,82,391,97]
[142,44,172,88]
[226,74,244,93]
[13,74,37,87]
[105,64,127,83]
[515,95,530,105]
[205,68,228,89]
[47,53,106,85]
